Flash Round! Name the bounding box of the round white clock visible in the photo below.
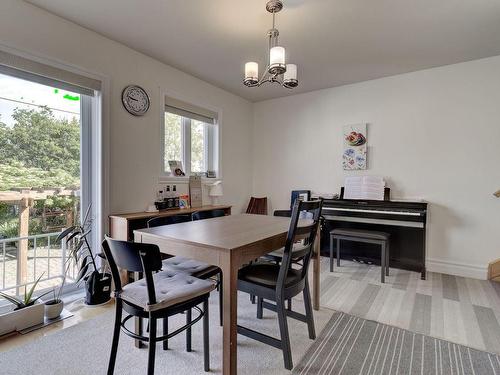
[122,85,150,116]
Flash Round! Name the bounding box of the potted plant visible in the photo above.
[0,274,51,335]
[43,268,69,320]
[57,204,111,306]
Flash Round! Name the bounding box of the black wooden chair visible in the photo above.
[191,209,226,221]
[147,215,224,330]
[102,237,215,375]
[237,199,323,370]
[146,214,192,228]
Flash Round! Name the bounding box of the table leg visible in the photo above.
[313,229,321,310]
[221,253,238,375]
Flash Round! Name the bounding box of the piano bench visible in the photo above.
[330,229,390,283]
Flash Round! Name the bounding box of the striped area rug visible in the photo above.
[293,312,500,375]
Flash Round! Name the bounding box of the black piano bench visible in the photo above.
[330,228,390,283]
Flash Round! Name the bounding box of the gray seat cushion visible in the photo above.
[331,228,390,240]
[119,269,215,312]
[162,256,214,275]
[238,263,302,289]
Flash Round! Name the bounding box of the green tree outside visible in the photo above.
[0,107,80,238]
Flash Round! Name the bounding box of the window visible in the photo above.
[163,98,218,176]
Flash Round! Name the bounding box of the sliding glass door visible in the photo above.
[0,67,97,297]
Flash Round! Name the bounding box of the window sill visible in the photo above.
[158,175,222,184]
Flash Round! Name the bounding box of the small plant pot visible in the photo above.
[44,299,64,320]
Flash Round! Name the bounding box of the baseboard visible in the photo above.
[426,258,488,280]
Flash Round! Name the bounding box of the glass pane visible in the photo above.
[0,72,82,296]
[191,120,206,173]
[164,112,183,171]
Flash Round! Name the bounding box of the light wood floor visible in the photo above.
[318,258,500,355]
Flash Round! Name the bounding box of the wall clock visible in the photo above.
[122,85,150,116]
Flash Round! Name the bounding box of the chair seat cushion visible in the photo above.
[331,228,390,240]
[162,256,214,276]
[120,270,215,312]
[238,263,302,289]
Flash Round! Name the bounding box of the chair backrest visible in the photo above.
[102,236,162,305]
[273,209,291,218]
[246,197,268,215]
[277,198,323,294]
[147,214,192,228]
[192,209,226,221]
[290,190,311,210]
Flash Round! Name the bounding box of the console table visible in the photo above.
[109,205,232,240]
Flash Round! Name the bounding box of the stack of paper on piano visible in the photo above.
[344,176,385,200]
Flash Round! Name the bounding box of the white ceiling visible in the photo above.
[26,0,500,102]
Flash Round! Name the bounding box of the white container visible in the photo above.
[44,300,64,320]
[0,300,45,336]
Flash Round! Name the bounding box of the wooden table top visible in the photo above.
[134,213,311,251]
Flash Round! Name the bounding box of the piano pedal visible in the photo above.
[352,258,373,266]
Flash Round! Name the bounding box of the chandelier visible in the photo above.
[243,0,298,89]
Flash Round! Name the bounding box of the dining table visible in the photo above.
[133,213,321,375]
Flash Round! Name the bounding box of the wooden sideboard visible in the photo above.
[109,205,232,241]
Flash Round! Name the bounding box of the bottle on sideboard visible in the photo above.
[165,185,174,209]
[173,185,179,208]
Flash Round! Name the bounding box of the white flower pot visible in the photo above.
[44,300,64,320]
[0,300,45,336]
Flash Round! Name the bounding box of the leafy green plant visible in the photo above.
[47,263,71,304]
[56,204,97,284]
[0,273,52,310]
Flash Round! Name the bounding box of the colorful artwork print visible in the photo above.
[343,124,367,170]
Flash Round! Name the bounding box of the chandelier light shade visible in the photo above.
[243,0,298,89]
[283,64,298,88]
[269,46,286,74]
[244,62,259,85]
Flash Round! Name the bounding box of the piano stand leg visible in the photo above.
[380,243,386,284]
[329,235,334,272]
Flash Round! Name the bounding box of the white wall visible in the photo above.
[253,56,500,279]
[0,0,254,220]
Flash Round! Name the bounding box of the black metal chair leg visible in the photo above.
[147,316,157,375]
[186,309,192,352]
[303,280,316,340]
[276,299,293,370]
[163,317,168,350]
[107,299,122,375]
[287,298,292,311]
[257,297,263,319]
[250,294,256,304]
[219,273,223,326]
[203,298,210,372]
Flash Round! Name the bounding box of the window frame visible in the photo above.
[160,90,221,180]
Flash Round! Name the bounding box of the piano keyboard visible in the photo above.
[322,207,423,216]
